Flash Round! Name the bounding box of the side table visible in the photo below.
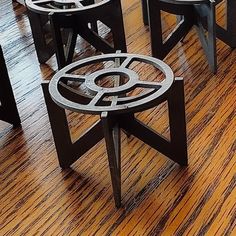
[42,53,188,207]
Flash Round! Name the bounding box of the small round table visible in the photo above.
[43,53,188,207]
[25,0,126,68]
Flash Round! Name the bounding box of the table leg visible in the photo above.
[195,2,217,73]
[141,0,149,25]
[148,0,193,60]
[101,112,121,208]
[216,0,236,47]
[42,81,104,169]
[0,46,21,128]
[168,78,188,166]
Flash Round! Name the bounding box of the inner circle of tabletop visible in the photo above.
[49,53,175,114]
[25,0,110,14]
[84,68,139,95]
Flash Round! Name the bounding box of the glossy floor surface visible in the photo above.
[0,1,235,235]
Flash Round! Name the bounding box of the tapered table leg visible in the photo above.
[195,2,217,73]
[101,112,121,208]
[216,0,236,48]
[0,46,21,127]
[168,78,188,166]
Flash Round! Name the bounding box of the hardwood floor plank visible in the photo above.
[0,0,235,235]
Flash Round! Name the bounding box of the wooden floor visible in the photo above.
[0,1,235,235]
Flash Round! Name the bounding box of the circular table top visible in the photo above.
[49,53,175,115]
[25,0,109,14]
[160,0,209,4]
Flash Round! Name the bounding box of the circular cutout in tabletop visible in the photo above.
[49,53,174,115]
[25,0,109,14]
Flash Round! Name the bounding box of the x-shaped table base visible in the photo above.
[42,77,187,207]
[144,0,236,73]
[0,46,21,128]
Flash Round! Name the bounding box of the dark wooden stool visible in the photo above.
[143,0,236,73]
[0,46,21,128]
[25,0,127,69]
[42,53,188,207]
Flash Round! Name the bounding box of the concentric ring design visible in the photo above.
[49,53,175,114]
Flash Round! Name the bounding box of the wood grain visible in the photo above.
[0,0,235,235]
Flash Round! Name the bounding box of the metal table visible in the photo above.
[142,0,236,73]
[42,52,188,207]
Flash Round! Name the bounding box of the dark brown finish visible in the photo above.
[145,0,236,73]
[216,0,236,47]
[26,11,55,64]
[146,0,217,72]
[25,0,127,69]
[42,81,104,169]
[0,46,21,128]
[48,53,175,114]
[43,53,188,207]
[101,112,122,207]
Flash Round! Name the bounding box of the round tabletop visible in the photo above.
[49,53,175,115]
[25,0,109,14]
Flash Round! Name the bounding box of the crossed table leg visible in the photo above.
[143,0,236,73]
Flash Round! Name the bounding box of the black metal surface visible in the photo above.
[25,0,127,68]
[43,53,188,207]
[146,0,236,73]
[0,46,21,128]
